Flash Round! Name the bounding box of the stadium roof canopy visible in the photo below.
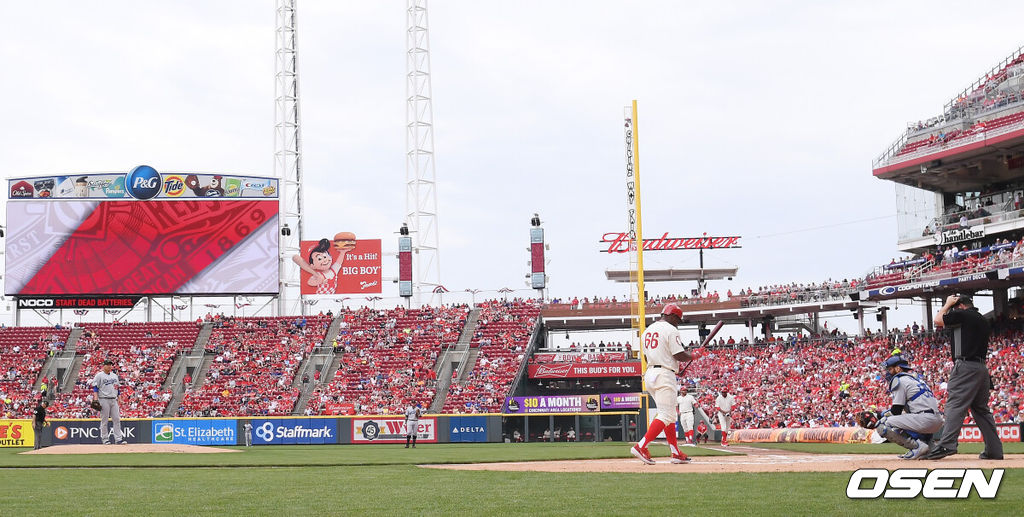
[604,267,738,283]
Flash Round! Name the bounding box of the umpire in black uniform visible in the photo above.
[927,294,1003,460]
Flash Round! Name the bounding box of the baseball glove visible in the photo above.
[855,410,879,429]
[89,400,102,411]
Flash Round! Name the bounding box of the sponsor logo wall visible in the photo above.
[528,362,642,379]
[957,424,1021,443]
[250,418,338,445]
[351,417,437,444]
[48,420,148,444]
[599,392,642,410]
[0,420,34,447]
[296,236,382,295]
[449,416,487,443]
[152,420,237,445]
[8,171,278,200]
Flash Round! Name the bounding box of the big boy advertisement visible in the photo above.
[293,234,382,294]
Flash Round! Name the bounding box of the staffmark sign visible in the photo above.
[847,469,1004,499]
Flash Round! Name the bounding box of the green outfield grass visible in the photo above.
[0,442,732,468]
[744,442,1024,455]
[0,443,1021,516]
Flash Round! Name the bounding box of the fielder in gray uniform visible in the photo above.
[244,421,253,447]
[875,355,943,460]
[90,360,125,445]
[405,405,421,448]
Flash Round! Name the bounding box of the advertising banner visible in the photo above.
[730,427,874,444]
[250,418,338,445]
[532,352,630,363]
[152,419,237,446]
[325,403,356,416]
[504,395,601,414]
[48,420,148,444]
[0,420,34,447]
[295,236,382,295]
[351,417,437,444]
[957,424,1021,443]
[6,200,279,295]
[528,362,642,379]
[862,271,991,299]
[16,296,143,310]
[599,392,642,410]
[449,416,487,443]
[8,172,278,200]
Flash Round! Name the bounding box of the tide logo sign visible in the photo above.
[847,469,1004,499]
[162,175,186,197]
[125,165,161,200]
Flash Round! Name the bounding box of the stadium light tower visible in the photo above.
[405,0,443,306]
[275,0,304,316]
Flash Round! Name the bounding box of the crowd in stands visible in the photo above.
[732,280,858,307]
[309,305,468,416]
[443,300,540,414]
[548,293,723,310]
[947,53,1024,120]
[544,341,632,353]
[176,315,329,417]
[685,330,1023,429]
[868,238,1023,288]
[0,328,69,418]
[49,322,198,418]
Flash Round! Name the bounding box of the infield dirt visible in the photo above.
[422,445,1024,473]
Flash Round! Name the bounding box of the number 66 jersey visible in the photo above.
[642,320,685,374]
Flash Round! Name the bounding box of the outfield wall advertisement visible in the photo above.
[957,424,1021,443]
[46,419,150,445]
[250,418,338,445]
[0,420,34,447]
[351,417,437,444]
[152,420,237,445]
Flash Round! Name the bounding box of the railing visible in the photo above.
[943,45,1024,118]
[902,199,1021,243]
[737,289,855,308]
[875,115,1024,170]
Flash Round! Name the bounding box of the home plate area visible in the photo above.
[422,446,1024,474]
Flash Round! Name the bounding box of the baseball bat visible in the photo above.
[679,321,723,377]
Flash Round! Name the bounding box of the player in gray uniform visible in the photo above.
[243,421,253,447]
[405,405,421,448]
[876,355,943,460]
[90,360,125,445]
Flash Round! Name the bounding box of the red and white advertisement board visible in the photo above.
[956,424,1021,443]
[351,417,437,444]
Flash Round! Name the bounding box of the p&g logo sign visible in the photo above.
[125,165,162,200]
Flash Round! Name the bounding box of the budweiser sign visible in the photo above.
[601,232,741,253]
[528,362,642,379]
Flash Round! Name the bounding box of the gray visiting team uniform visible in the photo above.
[244,422,253,446]
[90,371,123,443]
[877,373,943,449]
[405,407,419,437]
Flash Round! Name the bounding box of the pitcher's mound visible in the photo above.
[21,444,240,455]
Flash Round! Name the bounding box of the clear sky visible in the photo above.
[1,1,1021,330]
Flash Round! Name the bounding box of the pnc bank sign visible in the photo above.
[600,232,742,253]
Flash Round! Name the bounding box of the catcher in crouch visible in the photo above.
[859,355,943,460]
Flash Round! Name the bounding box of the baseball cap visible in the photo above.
[661,303,683,319]
[956,294,973,306]
[883,355,911,370]
[103,360,114,366]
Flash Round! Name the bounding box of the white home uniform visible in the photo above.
[642,320,685,425]
[715,392,736,443]
[677,392,697,436]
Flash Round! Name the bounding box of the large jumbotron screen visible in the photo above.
[5,170,280,296]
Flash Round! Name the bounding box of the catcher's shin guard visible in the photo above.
[876,419,916,449]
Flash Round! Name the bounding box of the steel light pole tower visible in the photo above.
[406,0,442,306]
[275,0,304,316]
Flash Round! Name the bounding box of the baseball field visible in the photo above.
[1,442,1022,515]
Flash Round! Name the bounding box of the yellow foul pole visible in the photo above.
[631,100,649,430]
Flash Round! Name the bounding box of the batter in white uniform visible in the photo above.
[715,389,736,446]
[677,387,698,446]
[630,304,702,465]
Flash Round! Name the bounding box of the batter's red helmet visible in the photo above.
[661,303,683,319]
